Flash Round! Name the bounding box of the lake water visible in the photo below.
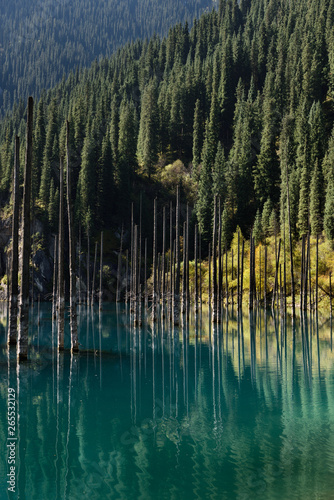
[1,303,334,499]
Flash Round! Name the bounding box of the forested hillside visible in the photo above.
[0,0,216,115]
[1,0,334,253]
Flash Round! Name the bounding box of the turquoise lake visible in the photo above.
[1,303,334,499]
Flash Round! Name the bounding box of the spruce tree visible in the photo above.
[324,177,334,248]
[261,197,272,238]
[253,208,263,245]
[212,141,225,200]
[310,159,323,236]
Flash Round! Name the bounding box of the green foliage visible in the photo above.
[324,178,334,248]
[1,0,334,252]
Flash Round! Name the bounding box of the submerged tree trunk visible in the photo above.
[8,136,20,345]
[17,97,33,361]
[174,185,180,325]
[58,156,65,351]
[66,121,78,352]
[152,198,157,322]
[52,235,58,321]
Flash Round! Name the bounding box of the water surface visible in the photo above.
[1,304,334,499]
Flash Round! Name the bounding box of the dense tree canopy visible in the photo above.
[1,0,334,249]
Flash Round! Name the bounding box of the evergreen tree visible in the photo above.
[212,141,225,200]
[196,121,213,242]
[297,164,309,237]
[192,98,203,178]
[310,159,323,236]
[253,208,263,245]
[221,203,233,250]
[324,177,334,248]
[261,197,272,238]
[137,79,159,177]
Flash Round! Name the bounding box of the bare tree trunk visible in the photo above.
[91,242,98,305]
[116,226,123,303]
[66,121,78,352]
[99,231,103,312]
[208,243,211,307]
[17,97,33,361]
[152,198,157,322]
[316,234,319,312]
[162,206,166,310]
[52,235,58,321]
[133,225,138,325]
[8,136,20,345]
[144,239,148,309]
[78,225,82,304]
[218,198,222,322]
[182,221,186,314]
[58,156,65,351]
[286,162,295,319]
[174,185,180,325]
[125,248,129,305]
[194,224,198,315]
[86,230,90,307]
[212,195,217,322]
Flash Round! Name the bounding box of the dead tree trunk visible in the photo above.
[194,224,198,315]
[116,226,124,302]
[212,195,217,322]
[8,136,20,345]
[162,206,166,310]
[152,198,157,322]
[58,156,65,351]
[91,241,98,305]
[17,97,33,361]
[218,198,222,322]
[66,121,78,352]
[174,185,180,325]
[99,231,103,311]
[52,235,58,321]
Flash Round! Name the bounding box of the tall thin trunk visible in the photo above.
[8,136,20,345]
[194,224,198,315]
[99,231,103,311]
[174,185,180,324]
[249,235,253,311]
[116,226,124,302]
[208,243,211,307]
[144,239,148,310]
[264,245,267,310]
[241,239,245,310]
[91,242,98,305]
[186,204,190,316]
[182,221,186,314]
[169,201,173,320]
[330,272,332,318]
[78,225,82,304]
[316,234,319,312]
[57,156,65,351]
[133,225,138,324]
[218,198,222,322]
[152,198,157,322]
[237,230,240,310]
[18,97,33,361]
[162,206,166,309]
[212,195,217,322]
[52,235,58,321]
[66,121,78,352]
[86,231,90,307]
[286,164,295,319]
[272,239,281,311]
